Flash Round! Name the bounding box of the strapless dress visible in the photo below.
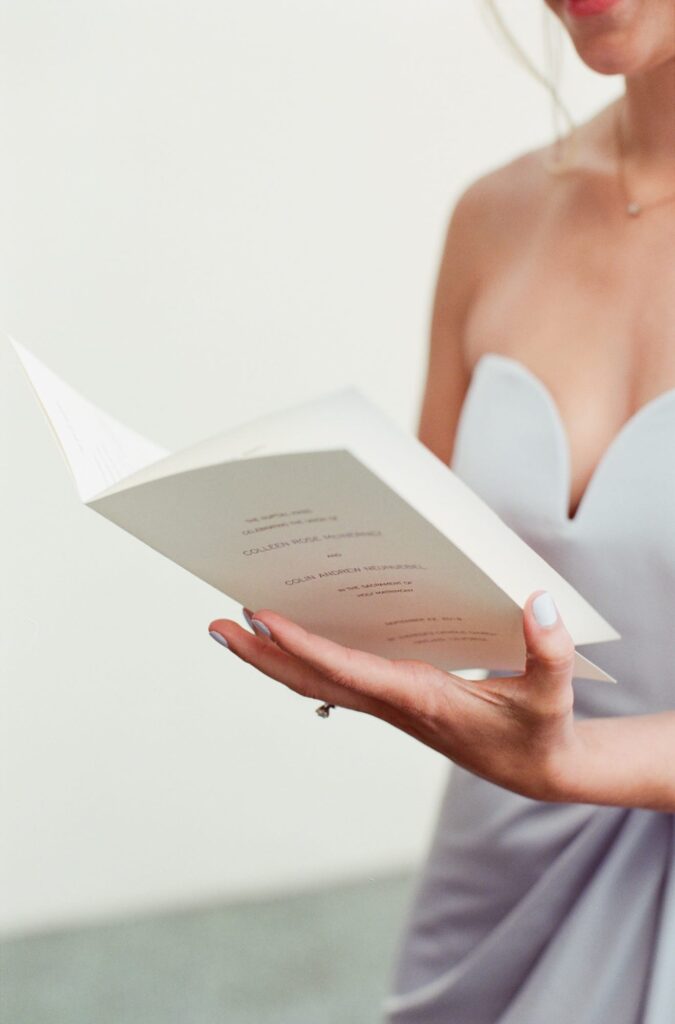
[382,353,675,1024]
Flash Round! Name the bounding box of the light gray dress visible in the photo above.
[382,353,675,1024]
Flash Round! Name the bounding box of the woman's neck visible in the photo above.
[622,57,675,167]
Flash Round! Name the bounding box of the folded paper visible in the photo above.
[10,337,620,682]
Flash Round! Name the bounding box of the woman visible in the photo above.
[208,1,675,1021]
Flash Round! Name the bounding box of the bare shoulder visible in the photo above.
[433,146,554,318]
[417,145,556,461]
[418,103,620,461]
[448,101,618,253]
[442,101,619,294]
[450,149,554,252]
[432,139,570,321]
[459,148,551,214]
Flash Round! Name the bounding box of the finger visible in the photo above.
[519,589,575,708]
[241,608,433,712]
[207,618,391,718]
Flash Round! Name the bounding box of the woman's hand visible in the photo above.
[207,589,587,803]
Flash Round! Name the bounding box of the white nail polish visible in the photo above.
[250,618,272,639]
[533,592,558,628]
[209,630,230,649]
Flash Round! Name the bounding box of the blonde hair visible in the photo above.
[481,0,578,172]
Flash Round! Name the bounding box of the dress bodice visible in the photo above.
[449,353,675,719]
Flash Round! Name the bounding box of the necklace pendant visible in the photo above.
[626,201,641,217]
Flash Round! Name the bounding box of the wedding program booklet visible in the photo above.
[10,338,620,683]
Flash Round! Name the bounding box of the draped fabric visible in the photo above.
[382,354,675,1023]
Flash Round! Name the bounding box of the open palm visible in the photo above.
[208,589,581,803]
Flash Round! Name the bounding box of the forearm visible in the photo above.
[559,711,675,812]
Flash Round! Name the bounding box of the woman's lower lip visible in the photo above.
[564,0,621,16]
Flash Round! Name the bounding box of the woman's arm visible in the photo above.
[416,183,486,462]
[560,713,675,812]
[416,165,533,457]
[207,589,675,815]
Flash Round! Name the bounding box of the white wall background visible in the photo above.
[0,0,618,936]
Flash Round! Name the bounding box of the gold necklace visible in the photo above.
[613,104,675,218]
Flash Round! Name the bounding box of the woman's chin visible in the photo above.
[548,0,675,76]
[570,33,665,76]
[574,46,636,76]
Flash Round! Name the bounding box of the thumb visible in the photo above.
[522,590,576,690]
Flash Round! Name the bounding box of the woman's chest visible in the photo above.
[450,351,675,545]
[463,211,675,390]
[461,218,675,519]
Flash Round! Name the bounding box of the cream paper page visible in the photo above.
[91,389,618,647]
[93,448,531,674]
[91,448,619,681]
[11,339,619,681]
[9,337,168,501]
[92,390,620,658]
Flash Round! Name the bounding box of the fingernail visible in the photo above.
[533,591,558,628]
[250,617,272,639]
[209,630,230,649]
[242,607,254,628]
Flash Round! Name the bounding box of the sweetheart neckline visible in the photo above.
[471,352,675,526]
